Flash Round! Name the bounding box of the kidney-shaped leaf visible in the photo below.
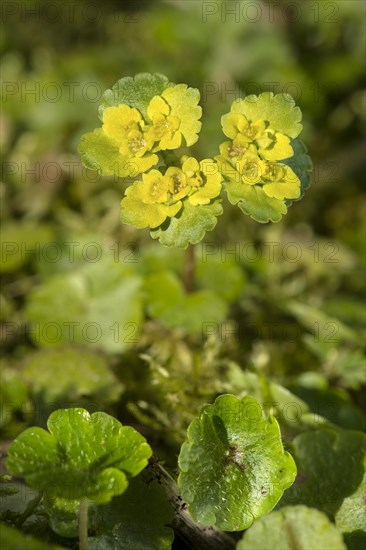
[178,394,296,531]
[237,505,346,550]
[6,409,152,504]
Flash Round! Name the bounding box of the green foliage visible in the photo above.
[88,476,174,549]
[280,427,366,516]
[24,256,143,353]
[0,223,55,273]
[2,3,364,547]
[237,505,346,550]
[0,365,29,430]
[143,271,227,333]
[22,347,123,405]
[6,408,152,504]
[0,525,66,550]
[178,394,296,530]
[150,200,223,248]
[335,467,366,549]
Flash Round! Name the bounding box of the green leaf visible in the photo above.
[230,93,302,138]
[0,223,55,273]
[196,253,246,302]
[287,301,358,345]
[150,200,223,248]
[225,181,287,223]
[178,394,297,531]
[88,476,174,550]
[6,409,152,504]
[0,525,66,550]
[100,73,172,120]
[287,383,365,431]
[282,139,313,202]
[78,128,158,177]
[280,428,366,516]
[144,271,228,334]
[22,347,123,405]
[0,365,29,428]
[335,467,366,546]
[226,367,310,427]
[24,256,143,354]
[43,495,80,538]
[237,505,346,550]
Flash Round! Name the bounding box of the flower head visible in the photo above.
[120,156,222,229]
[145,84,202,150]
[102,104,157,174]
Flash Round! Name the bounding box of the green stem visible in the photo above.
[184,243,195,293]
[79,499,89,550]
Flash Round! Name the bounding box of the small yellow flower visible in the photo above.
[221,112,294,162]
[120,156,221,230]
[145,84,202,150]
[256,130,293,161]
[141,170,170,204]
[183,157,222,206]
[219,137,257,164]
[118,129,155,158]
[146,96,182,150]
[261,162,300,200]
[103,105,145,142]
[121,171,182,229]
[165,167,190,201]
[222,113,266,142]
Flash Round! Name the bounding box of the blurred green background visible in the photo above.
[1,0,365,442]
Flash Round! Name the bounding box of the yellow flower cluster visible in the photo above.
[102,84,202,175]
[120,156,222,228]
[217,112,300,202]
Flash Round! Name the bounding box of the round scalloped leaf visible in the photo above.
[225,181,287,223]
[150,200,223,248]
[88,476,174,550]
[280,428,366,516]
[78,128,158,177]
[6,409,152,504]
[282,139,313,203]
[335,467,366,546]
[24,256,143,354]
[230,93,302,139]
[178,394,297,531]
[237,505,346,550]
[22,347,123,404]
[144,271,228,333]
[100,73,173,120]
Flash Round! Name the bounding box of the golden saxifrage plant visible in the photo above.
[78,73,312,247]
